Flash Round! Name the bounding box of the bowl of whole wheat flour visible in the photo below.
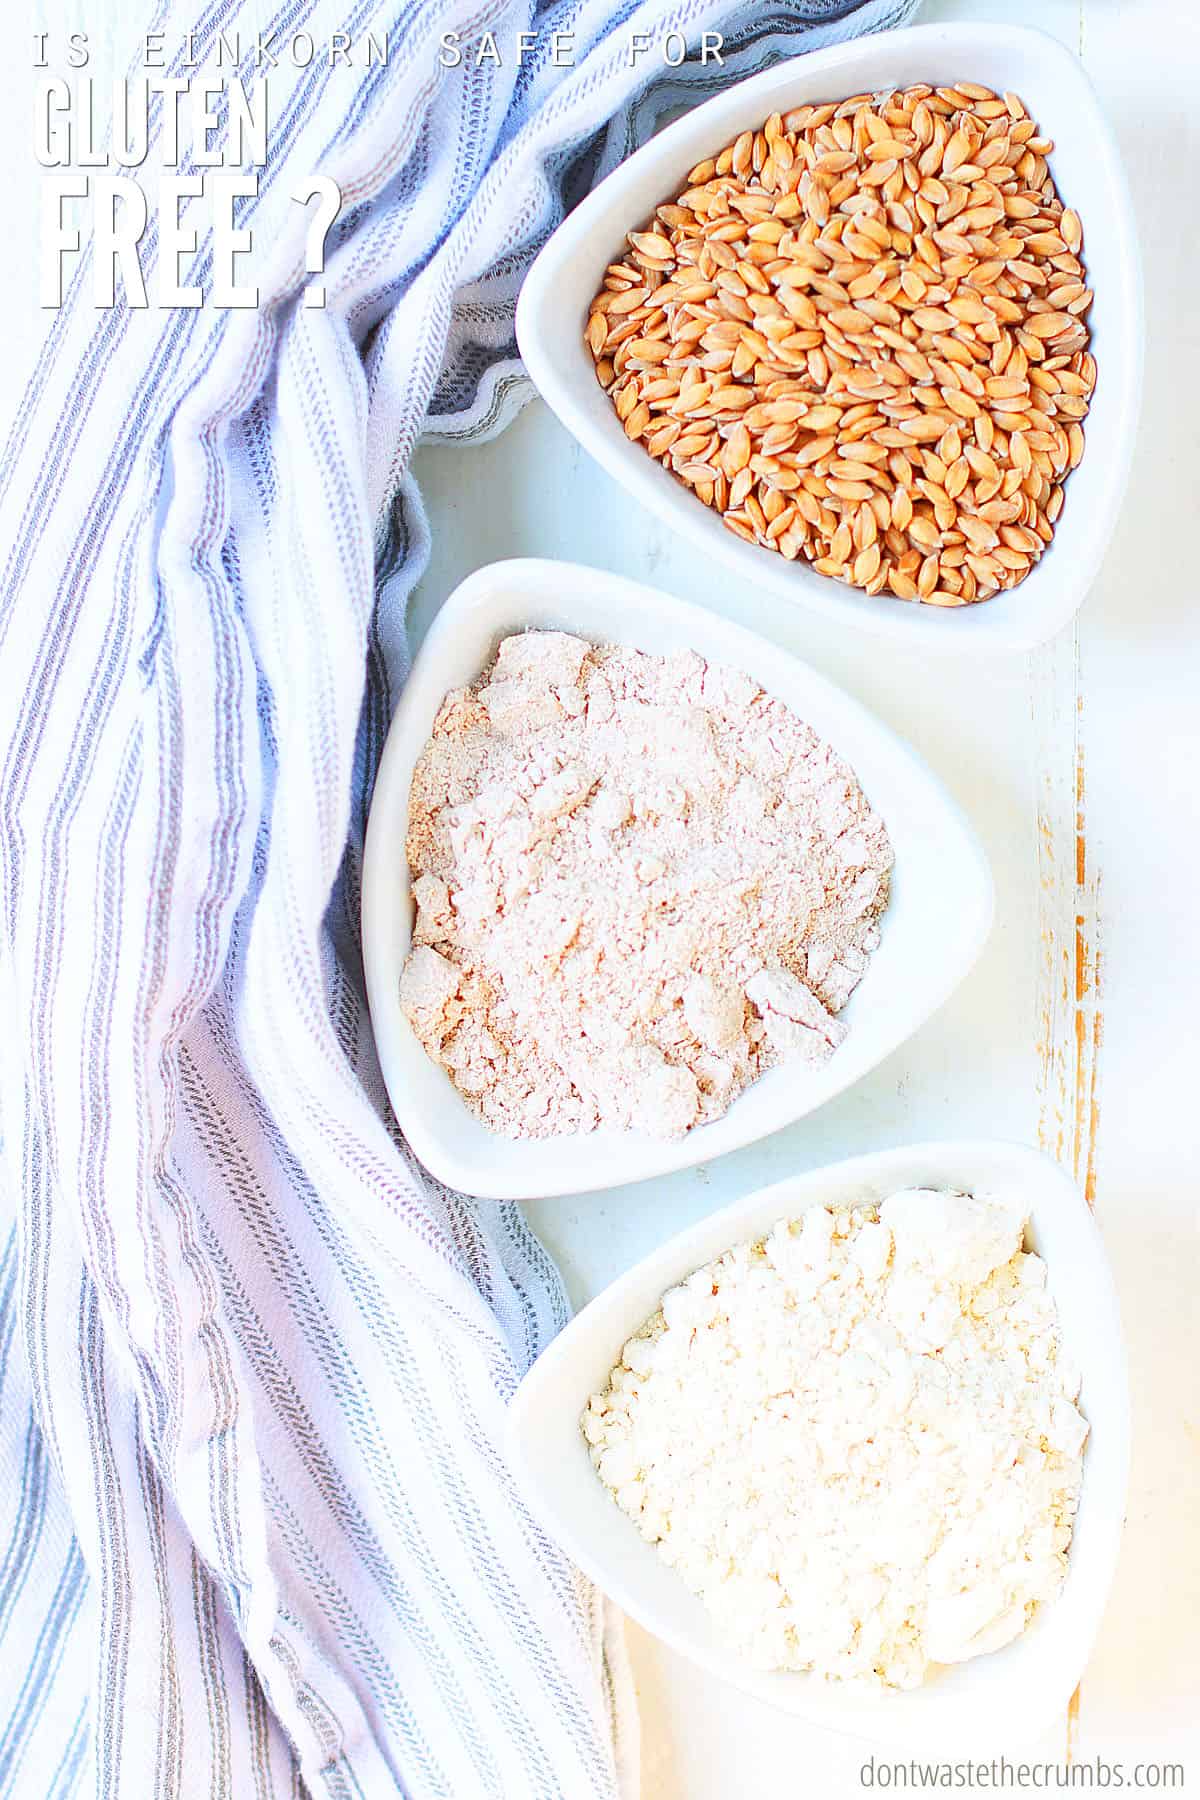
[363,559,992,1200]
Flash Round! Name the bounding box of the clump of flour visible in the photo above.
[399,630,892,1139]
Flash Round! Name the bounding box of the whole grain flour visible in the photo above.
[399,630,892,1139]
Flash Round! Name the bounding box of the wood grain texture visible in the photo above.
[1033,634,1102,1204]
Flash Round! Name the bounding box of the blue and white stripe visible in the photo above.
[0,0,913,1792]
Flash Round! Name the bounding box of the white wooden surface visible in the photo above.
[5,1,1198,1793]
[414,3,1200,1788]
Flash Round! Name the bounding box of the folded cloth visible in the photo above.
[0,0,915,1794]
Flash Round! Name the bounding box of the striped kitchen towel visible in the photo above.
[0,0,916,1795]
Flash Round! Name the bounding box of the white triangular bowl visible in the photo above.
[508,1139,1129,1750]
[516,23,1142,652]
[363,558,992,1198]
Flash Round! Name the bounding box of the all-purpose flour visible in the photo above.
[584,1189,1088,1688]
[400,630,892,1139]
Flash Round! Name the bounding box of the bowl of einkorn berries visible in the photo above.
[516,22,1142,651]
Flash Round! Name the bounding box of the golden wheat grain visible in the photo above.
[583,83,1095,608]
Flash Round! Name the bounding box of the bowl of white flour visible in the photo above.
[507,1139,1129,1749]
[363,558,993,1199]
